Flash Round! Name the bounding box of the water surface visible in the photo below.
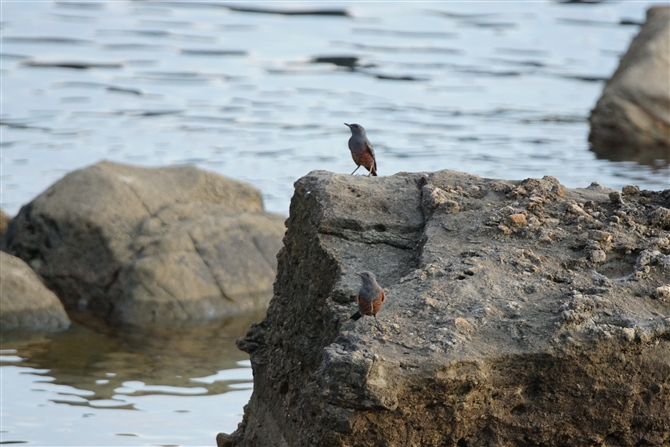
[1,1,667,218]
[1,312,262,445]
[1,1,669,445]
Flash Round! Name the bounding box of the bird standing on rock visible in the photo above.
[350,271,385,322]
[344,123,378,176]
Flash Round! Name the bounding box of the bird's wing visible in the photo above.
[366,141,375,158]
[379,289,385,303]
[366,141,377,167]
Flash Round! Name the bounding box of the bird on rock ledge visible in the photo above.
[344,123,378,176]
[350,271,385,327]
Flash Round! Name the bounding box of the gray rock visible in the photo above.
[1,161,285,325]
[0,251,71,331]
[589,6,670,162]
[230,170,670,446]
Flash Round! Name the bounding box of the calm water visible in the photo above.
[1,1,668,445]
[1,1,668,219]
[1,312,262,446]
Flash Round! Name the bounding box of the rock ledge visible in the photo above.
[229,170,670,447]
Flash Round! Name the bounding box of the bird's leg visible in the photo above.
[374,315,382,331]
[351,165,361,175]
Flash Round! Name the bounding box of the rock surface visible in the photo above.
[229,170,670,446]
[1,161,285,325]
[1,251,71,331]
[588,6,670,162]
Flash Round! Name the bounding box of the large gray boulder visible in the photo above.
[228,170,670,446]
[1,251,71,331]
[1,161,285,325]
[589,6,670,161]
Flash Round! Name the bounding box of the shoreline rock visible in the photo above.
[1,161,285,325]
[588,6,670,161]
[228,170,670,446]
[1,251,71,332]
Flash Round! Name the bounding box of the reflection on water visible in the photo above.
[0,311,263,446]
[590,143,670,170]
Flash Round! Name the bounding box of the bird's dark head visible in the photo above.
[344,123,366,135]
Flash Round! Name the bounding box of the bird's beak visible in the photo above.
[344,123,351,128]
[355,272,362,277]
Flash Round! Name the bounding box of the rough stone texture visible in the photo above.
[588,6,670,164]
[1,161,285,325]
[1,251,71,331]
[229,170,670,447]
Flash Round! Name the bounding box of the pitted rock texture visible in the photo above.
[588,6,670,163]
[1,161,285,325]
[229,170,670,447]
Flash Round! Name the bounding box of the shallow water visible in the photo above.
[1,1,669,445]
[1,311,262,446]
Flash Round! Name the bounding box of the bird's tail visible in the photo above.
[350,311,362,321]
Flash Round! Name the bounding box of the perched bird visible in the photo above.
[344,123,378,176]
[350,271,385,322]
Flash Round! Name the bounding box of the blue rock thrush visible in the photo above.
[344,123,378,176]
[350,271,385,321]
